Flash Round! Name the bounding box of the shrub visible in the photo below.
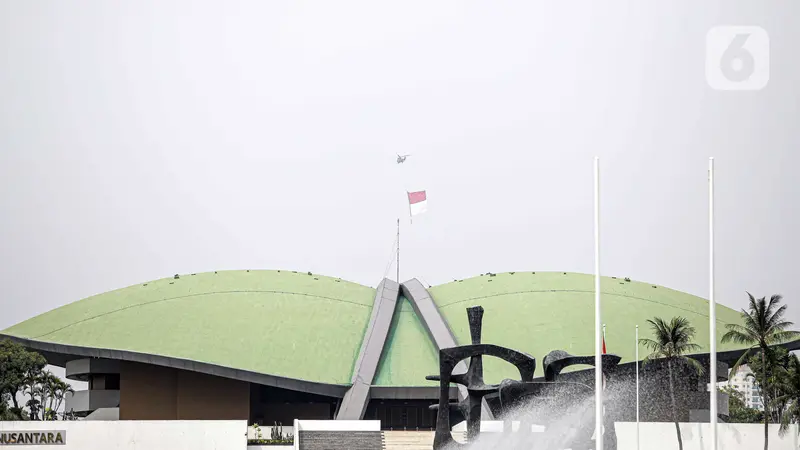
[247,438,294,445]
[247,422,294,446]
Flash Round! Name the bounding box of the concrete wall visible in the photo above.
[66,389,120,415]
[615,422,799,450]
[119,362,178,420]
[253,403,330,425]
[0,420,245,450]
[448,420,799,450]
[294,420,382,450]
[4,420,793,450]
[119,361,248,420]
[176,370,249,420]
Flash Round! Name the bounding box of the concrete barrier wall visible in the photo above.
[615,422,799,450]
[450,420,799,450]
[293,420,382,450]
[294,420,380,431]
[0,420,246,450]
[4,419,795,450]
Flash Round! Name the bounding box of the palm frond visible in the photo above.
[728,347,754,378]
[647,318,671,345]
[638,338,664,355]
[677,342,702,353]
[746,291,757,310]
[766,303,789,328]
[721,324,757,345]
[765,294,784,317]
[642,316,703,366]
[676,355,705,375]
[742,314,762,336]
[769,320,797,332]
[769,330,800,345]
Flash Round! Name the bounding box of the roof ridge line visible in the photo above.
[31,289,371,340]
[437,289,737,323]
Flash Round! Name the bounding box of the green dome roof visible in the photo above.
[2,270,758,389]
[429,271,746,384]
[2,270,376,385]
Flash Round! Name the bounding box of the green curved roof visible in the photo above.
[373,296,439,387]
[430,271,746,384]
[2,270,754,388]
[1,270,376,385]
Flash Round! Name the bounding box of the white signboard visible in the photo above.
[0,421,245,450]
[0,430,65,445]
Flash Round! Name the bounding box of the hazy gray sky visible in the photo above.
[1,0,798,340]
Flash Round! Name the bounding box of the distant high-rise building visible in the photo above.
[723,365,763,411]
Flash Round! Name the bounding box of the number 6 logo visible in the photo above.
[706,26,769,91]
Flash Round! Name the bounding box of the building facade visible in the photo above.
[3,270,795,427]
[724,364,764,411]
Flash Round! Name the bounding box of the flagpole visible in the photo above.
[396,218,400,283]
[594,156,603,450]
[636,324,640,450]
[709,157,717,450]
[406,192,413,225]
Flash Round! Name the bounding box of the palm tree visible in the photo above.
[23,378,43,420]
[722,293,799,450]
[49,378,74,420]
[38,371,66,420]
[639,316,705,450]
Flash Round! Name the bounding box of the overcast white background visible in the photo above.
[1,2,798,389]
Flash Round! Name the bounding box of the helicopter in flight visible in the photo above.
[396,154,411,164]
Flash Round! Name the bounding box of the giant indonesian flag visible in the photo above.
[407,190,428,216]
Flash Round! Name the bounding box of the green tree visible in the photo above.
[722,293,799,450]
[19,370,76,421]
[640,317,705,450]
[0,340,77,421]
[41,374,74,421]
[777,353,800,436]
[721,386,763,423]
[38,372,58,420]
[748,347,791,424]
[0,339,46,414]
[0,392,22,421]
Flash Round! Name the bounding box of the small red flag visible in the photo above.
[407,190,427,204]
[407,190,428,217]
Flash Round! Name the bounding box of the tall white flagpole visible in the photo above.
[709,157,717,450]
[406,192,413,225]
[636,324,640,450]
[396,218,400,282]
[594,157,603,450]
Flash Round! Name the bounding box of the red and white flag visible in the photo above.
[407,190,428,216]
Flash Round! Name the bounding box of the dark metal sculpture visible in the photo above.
[428,306,621,449]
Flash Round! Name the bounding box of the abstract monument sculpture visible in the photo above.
[428,306,621,449]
